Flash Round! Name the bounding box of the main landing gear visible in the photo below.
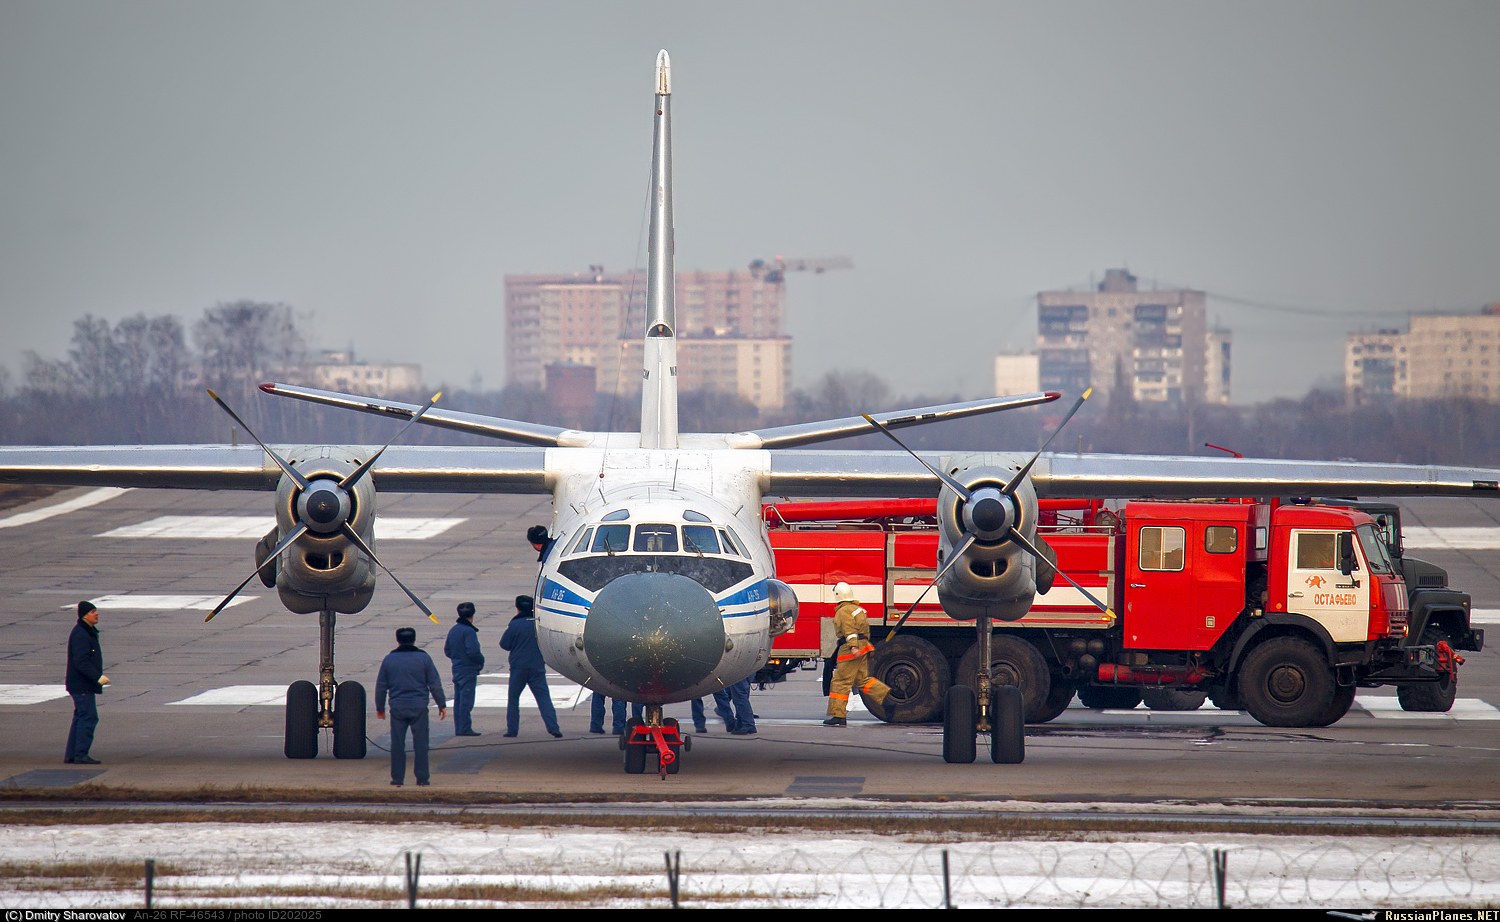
[620,705,691,778]
[944,615,1026,764]
[285,610,367,760]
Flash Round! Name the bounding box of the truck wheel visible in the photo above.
[1396,627,1458,713]
[943,685,977,764]
[1208,682,1242,711]
[865,635,949,723]
[1141,689,1207,711]
[1077,686,1143,710]
[1311,684,1356,727]
[956,635,1052,723]
[1238,636,1335,727]
[1029,678,1076,724]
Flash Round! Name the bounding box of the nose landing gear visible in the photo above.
[620,706,691,777]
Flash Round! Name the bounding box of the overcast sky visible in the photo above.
[2,1,1496,406]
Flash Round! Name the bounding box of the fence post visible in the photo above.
[943,849,955,909]
[665,850,681,908]
[405,851,421,909]
[144,859,154,910]
[1213,848,1229,909]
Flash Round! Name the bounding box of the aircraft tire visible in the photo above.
[332,681,367,759]
[1238,636,1335,727]
[623,719,647,774]
[957,635,1052,723]
[942,685,977,764]
[1397,627,1458,713]
[989,684,1025,764]
[284,680,319,760]
[1141,688,1207,711]
[866,635,949,723]
[1077,685,1144,710]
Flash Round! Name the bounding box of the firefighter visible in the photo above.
[823,581,897,727]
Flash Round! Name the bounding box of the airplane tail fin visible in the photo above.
[640,49,679,450]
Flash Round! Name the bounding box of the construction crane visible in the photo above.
[748,255,853,283]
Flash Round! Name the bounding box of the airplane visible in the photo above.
[4,50,1500,774]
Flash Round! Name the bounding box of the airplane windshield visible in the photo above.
[593,524,629,554]
[682,525,720,555]
[634,524,679,553]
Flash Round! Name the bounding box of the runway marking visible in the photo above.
[1471,609,1500,625]
[0,488,129,530]
[166,678,589,708]
[0,685,70,705]
[1358,696,1500,719]
[1402,526,1500,549]
[98,516,465,540]
[64,594,256,612]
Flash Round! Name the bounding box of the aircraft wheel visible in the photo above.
[1238,636,1335,727]
[942,685,977,764]
[332,681,367,759]
[990,684,1025,764]
[1311,683,1357,727]
[1077,685,1144,710]
[957,634,1052,723]
[1029,677,1076,724]
[284,680,319,760]
[1141,688,1207,711]
[1397,627,1458,712]
[865,635,949,722]
[623,718,647,774]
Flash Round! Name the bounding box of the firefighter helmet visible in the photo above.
[833,581,855,602]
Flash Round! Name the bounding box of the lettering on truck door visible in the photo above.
[1285,530,1368,642]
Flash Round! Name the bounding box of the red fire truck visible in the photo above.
[763,496,1476,728]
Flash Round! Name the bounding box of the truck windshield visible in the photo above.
[1356,524,1394,575]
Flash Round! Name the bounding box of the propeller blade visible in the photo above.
[337,391,442,491]
[861,413,973,501]
[339,523,437,623]
[207,389,310,491]
[883,532,977,642]
[1007,527,1114,617]
[1002,387,1092,495]
[207,522,308,621]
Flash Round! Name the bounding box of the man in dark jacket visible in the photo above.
[375,627,447,786]
[500,595,562,738]
[443,601,485,736]
[65,600,109,764]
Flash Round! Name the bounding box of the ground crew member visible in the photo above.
[65,600,109,764]
[500,595,563,738]
[824,582,897,727]
[375,626,447,786]
[444,601,485,736]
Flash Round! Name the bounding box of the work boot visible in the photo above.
[822,717,847,727]
[882,697,899,721]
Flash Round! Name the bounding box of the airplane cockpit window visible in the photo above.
[593,524,630,554]
[566,527,594,556]
[682,524,720,555]
[634,524,679,553]
[683,510,711,523]
[718,528,746,557]
[602,509,631,522]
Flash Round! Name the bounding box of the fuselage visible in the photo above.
[533,447,775,703]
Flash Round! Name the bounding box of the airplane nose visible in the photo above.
[584,572,724,699]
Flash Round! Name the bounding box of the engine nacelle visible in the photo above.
[766,578,799,637]
[269,447,378,614]
[934,459,1041,622]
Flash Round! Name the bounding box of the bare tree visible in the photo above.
[194,301,307,400]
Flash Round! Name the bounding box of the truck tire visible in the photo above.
[1311,684,1356,727]
[1208,682,1242,711]
[1237,636,1336,727]
[1029,678,1076,724]
[1397,627,1458,713]
[1077,685,1143,710]
[956,635,1052,724]
[864,635,949,723]
[1141,689,1207,711]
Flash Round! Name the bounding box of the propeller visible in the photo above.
[205,389,442,622]
[864,388,1114,637]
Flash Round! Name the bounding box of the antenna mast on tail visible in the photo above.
[640,49,679,449]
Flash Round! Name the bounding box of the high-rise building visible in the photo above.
[1346,305,1500,403]
[504,264,794,409]
[1035,268,1226,405]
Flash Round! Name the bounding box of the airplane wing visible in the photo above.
[0,445,550,493]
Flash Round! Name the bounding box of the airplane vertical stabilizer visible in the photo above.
[641,49,679,450]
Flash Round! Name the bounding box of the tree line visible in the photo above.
[5,305,1500,467]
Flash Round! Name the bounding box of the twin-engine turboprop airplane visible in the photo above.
[4,50,1500,773]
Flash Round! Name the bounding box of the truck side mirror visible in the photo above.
[1337,532,1359,575]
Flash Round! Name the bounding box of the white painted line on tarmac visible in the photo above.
[64,594,256,611]
[98,516,465,539]
[1358,696,1500,719]
[165,677,588,708]
[1471,609,1500,625]
[0,684,70,705]
[0,487,130,530]
[1402,526,1500,549]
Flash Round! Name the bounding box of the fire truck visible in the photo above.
[763,496,1481,728]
